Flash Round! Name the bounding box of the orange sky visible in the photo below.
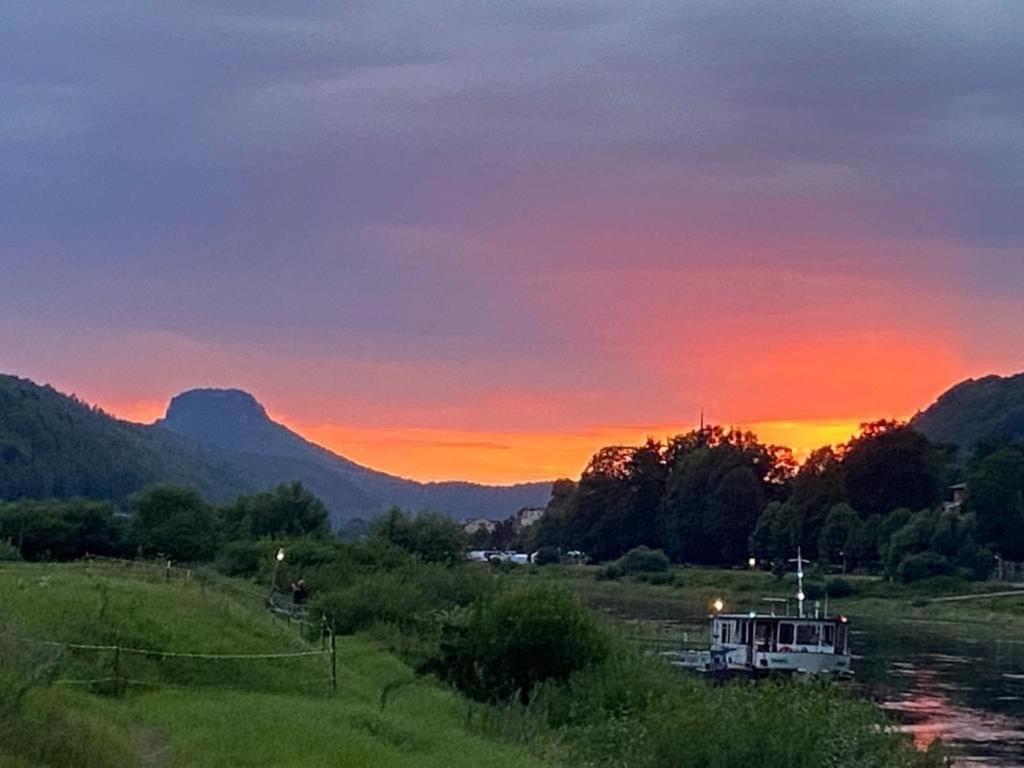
[102,396,887,484]
[3,2,1024,488]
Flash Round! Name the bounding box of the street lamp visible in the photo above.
[269,548,286,599]
[748,557,757,569]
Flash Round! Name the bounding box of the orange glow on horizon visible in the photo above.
[275,417,878,485]
[94,394,894,484]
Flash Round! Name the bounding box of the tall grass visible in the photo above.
[0,562,555,768]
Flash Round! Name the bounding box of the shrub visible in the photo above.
[534,546,560,566]
[618,546,670,574]
[897,552,953,584]
[313,564,495,636]
[0,539,20,562]
[429,584,609,704]
[826,578,856,598]
[596,563,625,581]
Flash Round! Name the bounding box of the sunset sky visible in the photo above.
[2,2,1023,483]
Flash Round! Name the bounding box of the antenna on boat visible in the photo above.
[789,548,810,619]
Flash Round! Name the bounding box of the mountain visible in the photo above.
[911,373,1024,451]
[158,388,552,522]
[0,375,552,524]
[0,375,259,503]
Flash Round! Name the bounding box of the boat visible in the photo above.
[667,550,853,678]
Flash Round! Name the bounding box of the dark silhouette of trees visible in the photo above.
[842,421,948,517]
[966,441,1024,559]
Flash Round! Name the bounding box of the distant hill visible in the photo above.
[158,388,552,522]
[0,375,258,503]
[0,375,552,524]
[911,373,1024,451]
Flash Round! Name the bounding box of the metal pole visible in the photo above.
[330,627,337,692]
[113,643,121,697]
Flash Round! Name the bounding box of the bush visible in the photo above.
[314,564,495,636]
[0,539,20,562]
[617,546,670,574]
[596,563,625,581]
[826,578,856,598]
[429,584,609,704]
[534,546,560,566]
[897,552,953,584]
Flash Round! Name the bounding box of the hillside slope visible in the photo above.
[911,373,1024,451]
[0,562,553,768]
[158,388,552,521]
[0,375,551,523]
[0,375,259,504]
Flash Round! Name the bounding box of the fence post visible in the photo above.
[113,642,122,697]
[330,626,337,693]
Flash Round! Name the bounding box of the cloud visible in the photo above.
[2,0,1023,480]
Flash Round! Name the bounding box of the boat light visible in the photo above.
[797,591,805,602]
[839,615,848,624]
[748,557,757,569]
[713,598,725,613]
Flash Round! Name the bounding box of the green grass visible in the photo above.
[0,562,555,768]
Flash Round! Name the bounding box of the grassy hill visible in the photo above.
[0,562,552,768]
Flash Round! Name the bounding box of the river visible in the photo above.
[855,616,1024,766]
[611,605,1024,765]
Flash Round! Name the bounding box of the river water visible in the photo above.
[614,606,1024,765]
[854,617,1024,766]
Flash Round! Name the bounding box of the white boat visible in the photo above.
[668,550,853,678]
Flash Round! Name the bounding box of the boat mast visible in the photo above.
[789,548,810,619]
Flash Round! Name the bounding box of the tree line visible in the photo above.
[0,481,331,563]
[529,421,1020,582]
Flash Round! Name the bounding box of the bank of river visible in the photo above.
[542,572,1024,766]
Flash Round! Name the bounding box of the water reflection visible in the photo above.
[856,620,1024,766]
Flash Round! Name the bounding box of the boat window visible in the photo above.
[720,622,734,644]
[823,625,835,646]
[837,626,848,654]
[778,623,794,645]
[796,624,820,645]
[754,622,770,649]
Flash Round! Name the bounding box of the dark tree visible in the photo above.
[659,428,793,565]
[222,481,330,540]
[132,485,218,562]
[841,422,948,518]
[783,446,846,552]
[966,442,1024,559]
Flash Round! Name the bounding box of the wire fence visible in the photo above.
[0,627,337,697]
[1,556,338,697]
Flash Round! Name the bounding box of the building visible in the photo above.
[944,483,968,514]
[514,506,546,530]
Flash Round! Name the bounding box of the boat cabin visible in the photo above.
[706,613,851,676]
